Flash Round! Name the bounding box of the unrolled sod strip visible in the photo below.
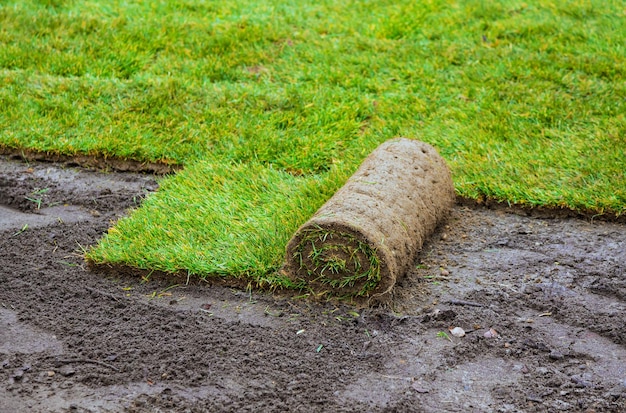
[282,138,455,299]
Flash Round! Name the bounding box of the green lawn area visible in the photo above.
[1,0,624,288]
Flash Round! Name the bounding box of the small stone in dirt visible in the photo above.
[484,328,499,338]
[549,351,564,360]
[512,364,529,374]
[449,326,465,337]
[59,366,76,377]
[47,371,55,377]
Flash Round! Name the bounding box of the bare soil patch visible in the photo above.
[1,157,624,412]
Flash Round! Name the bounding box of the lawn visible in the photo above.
[1,0,624,289]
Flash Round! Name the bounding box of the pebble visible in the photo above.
[449,327,465,337]
[59,366,76,377]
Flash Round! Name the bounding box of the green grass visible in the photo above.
[1,0,624,288]
[94,160,344,284]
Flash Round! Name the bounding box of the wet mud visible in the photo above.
[0,157,624,412]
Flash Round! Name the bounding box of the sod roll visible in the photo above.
[283,138,455,299]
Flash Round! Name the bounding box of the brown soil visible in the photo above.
[0,157,625,412]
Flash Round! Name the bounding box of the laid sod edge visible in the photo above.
[456,196,626,224]
[0,145,182,175]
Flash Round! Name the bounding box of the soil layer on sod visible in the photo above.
[284,138,454,300]
[1,157,625,412]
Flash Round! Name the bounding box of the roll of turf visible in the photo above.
[282,138,455,300]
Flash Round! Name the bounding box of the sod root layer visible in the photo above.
[1,157,625,412]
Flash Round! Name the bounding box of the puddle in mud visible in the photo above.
[423,358,521,412]
[0,309,63,355]
[0,204,95,232]
[1,379,240,413]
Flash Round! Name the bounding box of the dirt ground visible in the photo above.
[0,156,624,413]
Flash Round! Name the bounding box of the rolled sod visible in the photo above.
[282,138,455,300]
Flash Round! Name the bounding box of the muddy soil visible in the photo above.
[0,157,624,413]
